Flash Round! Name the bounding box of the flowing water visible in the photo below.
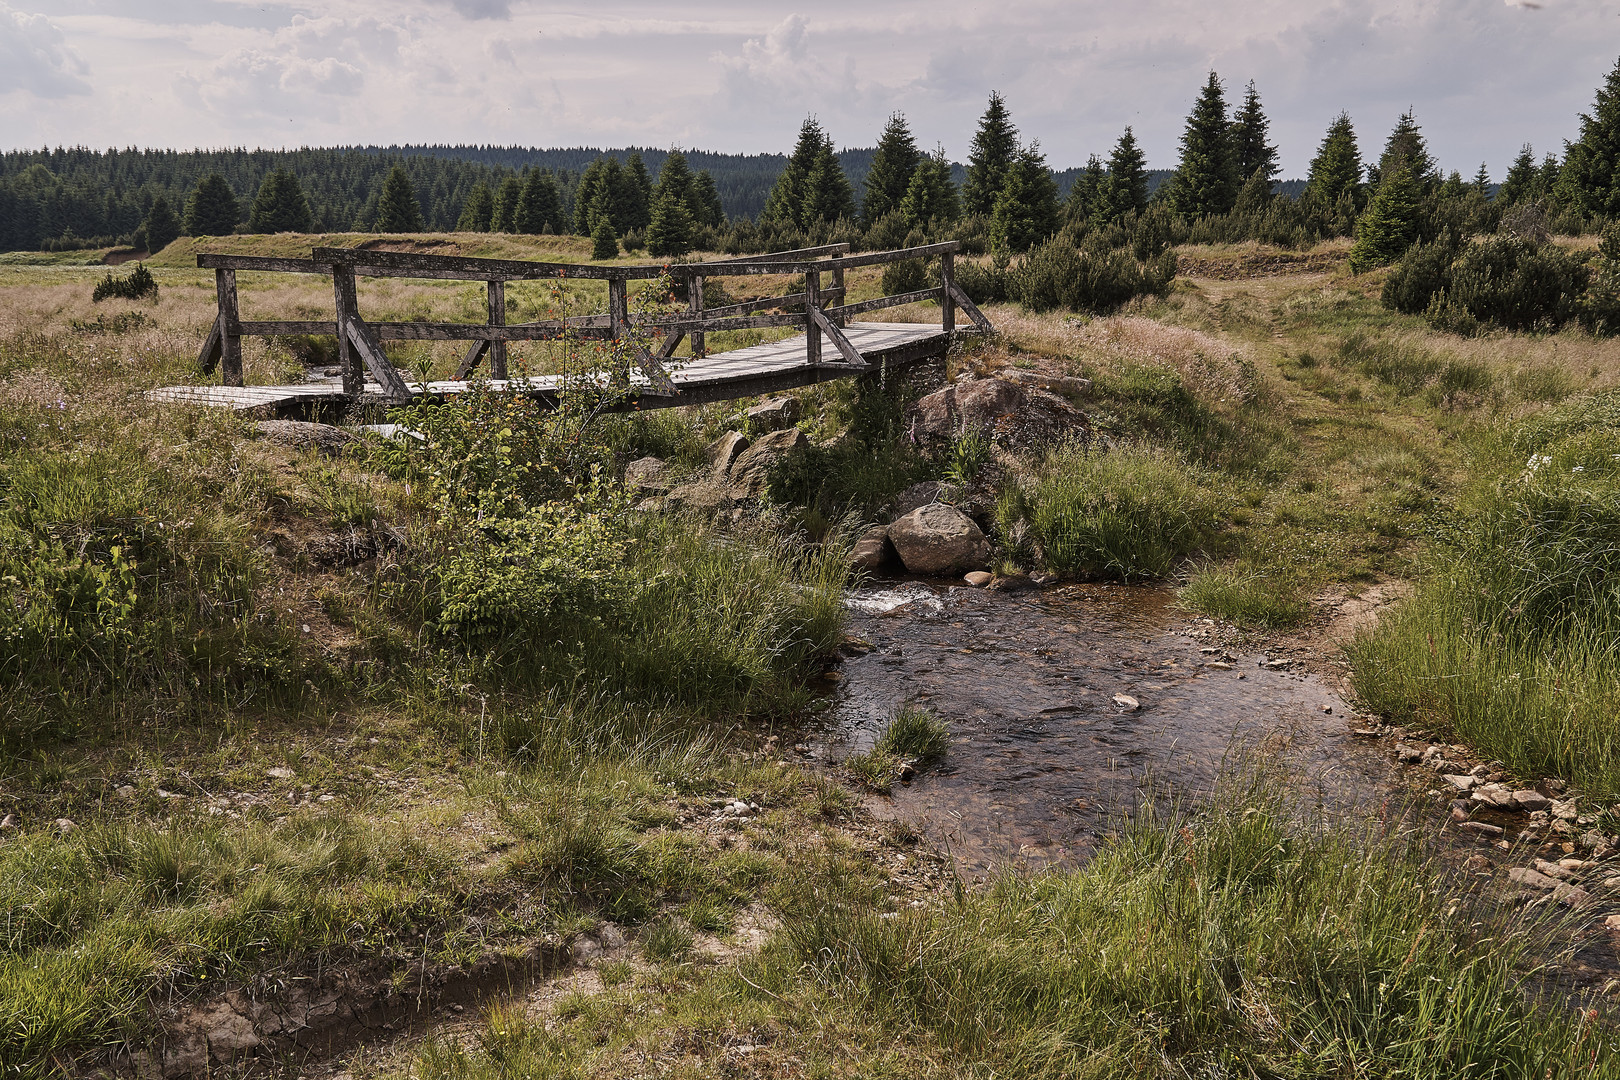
[818,580,1403,875]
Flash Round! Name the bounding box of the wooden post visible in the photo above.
[688,274,705,358]
[830,264,846,328]
[940,251,956,335]
[805,269,822,366]
[331,264,363,397]
[215,269,242,387]
[608,276,627,342]
[487,280,508,379]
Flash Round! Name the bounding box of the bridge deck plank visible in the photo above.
[146,322,956,414]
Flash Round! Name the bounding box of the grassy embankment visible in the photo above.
[3,233,1620,1074]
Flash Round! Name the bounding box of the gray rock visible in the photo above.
[888,503,991,575]
[706,431,750,478]
[1458,821,1503,837]
[1000,369,1093,398]
[727,427,808,497]
[1554,883,1592,907]
[963,571,993,587]
[253,420,356,456]
[1507,866,1559,890]
[54,818,76,835]
[1582,830,1611,850]
[1442,774,1478,791]
[665,482,735,514]
[1533,858,1575,880]
[1512,789,1551,812]
[850,526,895,572]
[746,396,802,430]
[624,456,670,495]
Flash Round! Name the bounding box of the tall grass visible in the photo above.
[1352,392,1620,796]
[999,441,1225,581]
[754,778,1608,1078]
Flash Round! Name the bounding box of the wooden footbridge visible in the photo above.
[149,241,993,416]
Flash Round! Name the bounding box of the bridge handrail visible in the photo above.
[193,240,988,401]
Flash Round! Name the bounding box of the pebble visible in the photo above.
[1554,884,1592,908]
[115,785,136,798]
[1206,661,1232,670]
[1112,694,1140,712]
[267,767,295,780]
[1534,859,1575,881]
[963,571,992,587]
[1605,915,1620,931]
[54,818,76,835]
[0,814,18,830]
[1512,790,1551,812]
[1443,774,1478,791]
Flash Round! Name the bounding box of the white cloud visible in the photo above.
[0,4,89,97]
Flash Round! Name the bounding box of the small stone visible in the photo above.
[1554,884,1591,907]
[54,818,76,835]
[1605,876,1620,890]
[1458,821,1504,837]
[1534,858,1575,880]
[1443,774,1478,791]
[267,767,294,780]
[116,784,136,798]
[1507,866,1559,890]
[1112,694,1140,712]
[0,814,18,830]
[1559,858,1593,872]
[1322,705,1333,714]
[1582,830,1610,850]
[1552,799,1579,821]
[1397,745,1423,764]
[1512,790,1551,812]
[1206,661,1232,670]
[1464,854,1492,872]
[963,571,993,587]
[1352,728,1382,737]
[1469,764,1491,778]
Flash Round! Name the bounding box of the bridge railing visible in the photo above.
[194,240,992,403]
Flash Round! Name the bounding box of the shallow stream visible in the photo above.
[817,580,1403,875]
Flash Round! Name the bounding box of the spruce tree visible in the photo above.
[964,92,1018,215]
[573,159,610,234]
[654,150,696,220]
[1371,110,1436,188]
[1066,156,1106,225]
[1102,127,1149,220]
[1498,145,1537,206]
[457,182,494,231]
[625,153,654,232]
[375,166,424,232]
[1538,154,1563,202]
[1557,58,1620,216]
[590,217,619,260]
[1230,81,1279,189]
[1348,167,1423,272]
[862,113,921,226]
[806,137,856,225]
[1473,163,1492,196]
[1171,72,1238,217]
[691,172,725,228]
[1305,113,1364,206]
[899,147,959,229]
[184,173,238,237]
[248,169,312,233]
[762,118,826,228]
[606,158,645,235]
[646,188,694,257]
[991,143,1060,252]
[518,171,562,233]
[143,195,181,251]
[492,176,522,233]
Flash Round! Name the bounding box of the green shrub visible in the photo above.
[1381,235,1588,332]
[879,257,928,296]
[90,263,157,303]
[953,252,1011,304]
[999,441,1224,581]
[1381,236,1457,314]
[1009,236,1176,314]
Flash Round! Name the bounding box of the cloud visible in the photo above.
[176,15,394,118]
[0,4,90,97]
[440,0,512,19]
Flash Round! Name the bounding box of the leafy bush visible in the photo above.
[90,263,157,303]
[879,257,928,296]
[998,441,1224,580]
[953,251,1011,305]
[1009,236,1176,314]
[1381,235,1588,332]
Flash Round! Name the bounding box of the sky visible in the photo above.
[1,0,1617,179]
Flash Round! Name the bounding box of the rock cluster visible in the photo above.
[632,427,811,513]
[905,373,1088,453]
[1389,733,1619,909]
[856,503,990,577]
[253,420,356,456]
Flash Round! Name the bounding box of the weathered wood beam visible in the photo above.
[688,273,705,358]
[311,246,665,281]
[196,317,223,376]
[941,251,956,334]
[453,339,490,380]
[671,241,961,277]
[198,254,327,273]
[655,330,685,360]
[238,320,340,335]
[215,268,243,387]
[944,279,995,333]
[344,317,414,402]
[331,266,364,396]
[805,270,821,366]
[809,306,867,368]
[487,279,508,379]
[367,322,614,341]
[824,287,941,320]
[712,243,850,264]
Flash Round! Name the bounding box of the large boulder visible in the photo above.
[707,431,750,479]
[906,375,1088,453]
[850,525,897,571]
[254,420,355,456]
[664,481,735,514]
[746,396,802,430]
[727,427,808,497]
[888,503,990,575]
[1000,369,1093,398]
[625,456,671,496]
